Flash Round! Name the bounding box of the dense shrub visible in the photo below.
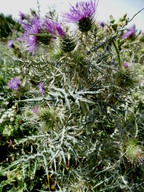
[0,1,144,191]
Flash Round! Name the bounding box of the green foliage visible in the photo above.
[0,13,21,39]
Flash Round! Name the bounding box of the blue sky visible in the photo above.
[0,0,144,30]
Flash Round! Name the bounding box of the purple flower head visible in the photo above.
[22,17,62,54]
[99,21,106,28]
[8,77,21,90]
[19,11,25,22]
[63,0,97,32]
[38,82,45,95]
[122,25,135,39]
[17,37,22,42]
[124,62,129,68]
[44,19,65,36]
[63,0,97,23]
[22,17,41,54]
[33,107,38,114]
[7,40,15,48]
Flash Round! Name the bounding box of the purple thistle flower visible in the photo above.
[19,11,25,22]
[17,37,22,42]
[38,82,45,95]
[33,107,38,114]
[7,40,15,48]
[22,17,41,54]
[122,25,135,39]
[8,77,21,90]
[63,0,97,23]
[63,0,97,32]
[124,62,129,68]
[99,21,106,28]
[22,17,64,54]
[44,19,65,37]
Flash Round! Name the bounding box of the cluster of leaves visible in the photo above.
[0,4,144,192]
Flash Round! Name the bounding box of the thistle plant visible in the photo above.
[0,1,144,192]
